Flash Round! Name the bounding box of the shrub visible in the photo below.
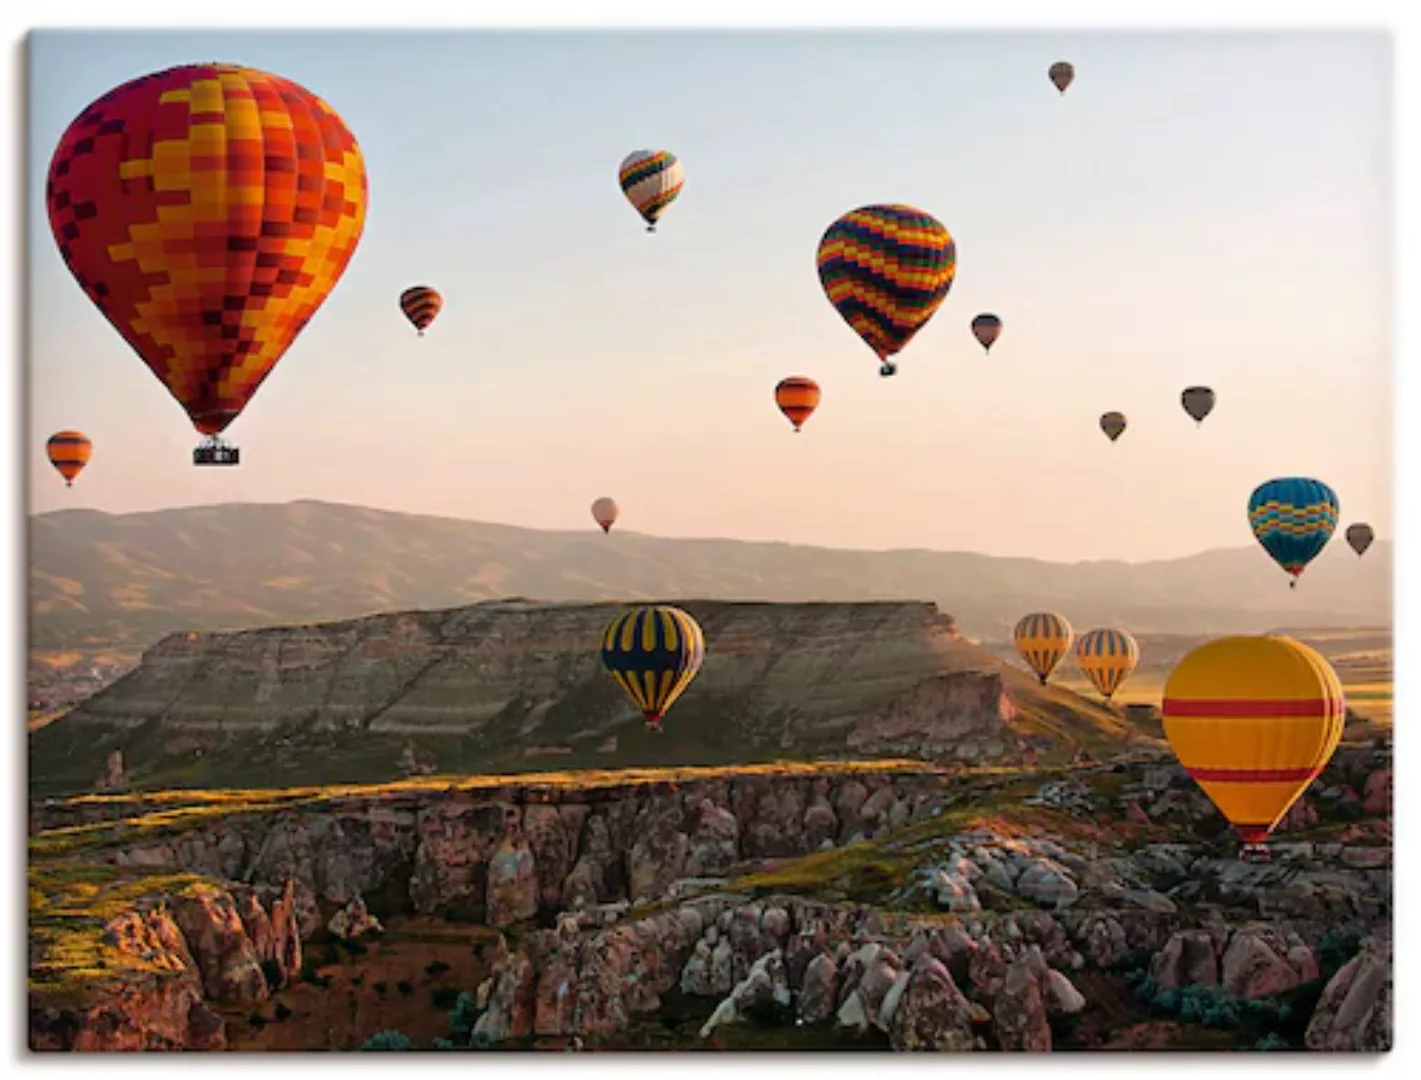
[338,937,368,958]
[448,991,482,1041]
[248,1010,267,1029]
[426,960,452,978]
[273,1002,292,1022]
[319,944,341,966]
[360,1030,412,1051]
[1252,1033,1291,1051]
[259,958,282,990]
[373,980,388,997]
[351,975,364,988]
[431,986,461,1010]
[397,980,414,998]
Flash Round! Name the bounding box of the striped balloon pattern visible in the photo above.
[1162,635,1345,844]
[1075,627,1139,700]
[775,376,821,432]
[618,150,683,232]
[399,286,443,335]
[1013,611,1074,684]
[47,430,92,487]
[816,204,957,376]
[601,605,706,731]
[1247,477,1339,583]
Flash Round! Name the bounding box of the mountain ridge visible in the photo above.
[29,498,1391,653]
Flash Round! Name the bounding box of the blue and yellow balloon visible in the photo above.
[1247,478,1339,589]
[601,605,706,733]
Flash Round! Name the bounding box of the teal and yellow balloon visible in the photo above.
[816,204,957,377]
[601,605,706,733]
[1247,478,1339,589]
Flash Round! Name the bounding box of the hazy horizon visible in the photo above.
[28,29,1393,563]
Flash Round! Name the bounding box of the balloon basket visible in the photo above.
[193,437,240,467]
[1238,843,1272,864]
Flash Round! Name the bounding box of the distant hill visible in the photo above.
[28,499,1391,652]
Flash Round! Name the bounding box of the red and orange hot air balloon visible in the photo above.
[775,376,821,432]
[45,63,369,465]
[46,430,92,487]
[1162,635,1345,852]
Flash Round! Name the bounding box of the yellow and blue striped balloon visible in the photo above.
[601,605,706,732]
[1076,627,1140,701]
[1247,478,1339,588]
[816,204,956,377]
[1013,611,1074,684]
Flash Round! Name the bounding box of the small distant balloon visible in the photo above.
[971,314,1003,352]
[1076,628,1139,701]
[1100,412,1127,442]
[47,430,92,487]
[1247,478,1339,588]
[591,497,620,534]
[618,150,684,232]
[399,286,443,336]
[1181,386,1216,426]
[775,376,821,432]
[1049,61,1075,94]
[1013,612,1074,685]
[1345,523,1374,558]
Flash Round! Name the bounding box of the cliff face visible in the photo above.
[31,600,1119,795]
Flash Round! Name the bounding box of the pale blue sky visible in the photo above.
[27,29,1393,561]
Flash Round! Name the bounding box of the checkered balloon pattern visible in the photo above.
[46,63,369,436]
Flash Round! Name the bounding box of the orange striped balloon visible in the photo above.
[47,430,92,487]
[775,376,821,432]
[1162,635,1345,845]
[399,286,443,335]
[1075,627,1139,700]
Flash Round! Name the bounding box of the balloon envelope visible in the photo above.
[1076,628,1139,700]
[618,150,683,230]
[1049,61,1075,93]
[1100,412,1127,442]
[601,605,706,730]
[775,376,821,431]
[1247,478,1339,582]
[47,430,92,486]
[591,497,620,533]
[1345,523,1374,557]
[816,204,956,375]
[971,313,1002,352]
[46,63,368,437]
[1162,635,1345,844]
[1181,386,1216,424]
[1013,612,1074,684]
[400,286,443,335]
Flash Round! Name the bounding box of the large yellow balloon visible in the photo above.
[1161,636,1345,844]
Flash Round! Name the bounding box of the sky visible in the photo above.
[26,28,1394,562]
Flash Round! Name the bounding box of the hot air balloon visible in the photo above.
[1247,478,1339,588]
[591,497,620,534]
[399,286,443,336]
[601,605,706,732]
[1076,628,1139,701]
[1049,61,1075,94]
[775,376,821,432]
[1181,386,1216,426]
[816,204,957,377]
[1345,523,1375,558]
[46,63,368,467]
[618,150,683,232]
[1161,635,1345,852]
[1013,612,1074,685]
[971,314,1002,353]
[1100,412,1127,442]
[46,430,92,487]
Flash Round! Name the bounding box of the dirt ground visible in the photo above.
[220,916,501,1051]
